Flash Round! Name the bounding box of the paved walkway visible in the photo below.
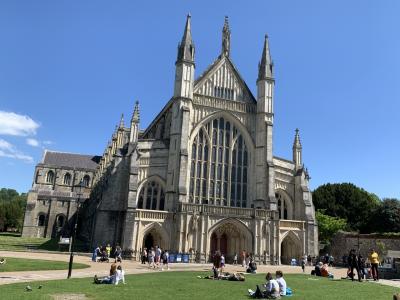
[0,251,399,289]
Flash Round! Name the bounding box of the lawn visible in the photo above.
[0,271,398,300]
[0,257,89,272]
[0,233,88,252]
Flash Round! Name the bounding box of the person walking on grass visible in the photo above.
[369,249,380,281]
[348,249,361,282]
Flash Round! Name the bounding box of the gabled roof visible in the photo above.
[194,55,256,103]
[41,150,101,170]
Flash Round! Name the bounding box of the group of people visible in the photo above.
[92,244,123,263]
[93,262,126,285]
[141,246,170,270]
[249,271,290,299]
[346,248,379,282]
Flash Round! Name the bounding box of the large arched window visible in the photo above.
[82,175,90,187]
[46,171,54,184]
[63,173,71,185]
[137,180,165,210]
[189,117,249,207]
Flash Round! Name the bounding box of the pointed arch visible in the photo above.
[275,189,294,220]
[280,230,302,265]
[140,222,170,250]
[188,112,254,207]
[136,176,166,210]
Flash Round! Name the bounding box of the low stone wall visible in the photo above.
[329,231,400,264]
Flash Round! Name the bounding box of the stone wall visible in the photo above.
[329,231,400,263]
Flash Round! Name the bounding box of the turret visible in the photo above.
[130,101,140,143]
[174,14,195,99]
[255,34,276,210]
[293,128,302,169]
[257,34,274,116]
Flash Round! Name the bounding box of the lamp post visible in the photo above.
[67,179,85,279]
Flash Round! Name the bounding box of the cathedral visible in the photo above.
[23,15,318,264]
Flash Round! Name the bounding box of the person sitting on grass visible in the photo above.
[115,265,126,285]
[320,263,334,279]
[246,258,257,274]
[275,270,286,296]
[248,272,280,299]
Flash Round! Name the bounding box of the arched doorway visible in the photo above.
[209,219,252,264]
[144,233,154,250]
[141,223,169,251]
[280,232,302,264]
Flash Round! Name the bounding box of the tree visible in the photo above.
[312,183,380,233]
[316,210,347,243]
[0,188,27,232]
[372,198,400,233]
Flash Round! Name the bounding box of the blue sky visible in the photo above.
[0,1,399,198]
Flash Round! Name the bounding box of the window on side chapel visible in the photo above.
[189,117,248,207]
[63,173,71,185]
[137,181,165,211]
[46,171,54,184]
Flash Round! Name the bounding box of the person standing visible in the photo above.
[92,245,100,262]
[161,250,169,270]
[106,244,111,259]
[233,253,238,265]
[141,248,147,264]
[369,249,380,281]
[241,250,246,267]
[114,245,122,263]
[155,246,162,268]
[148,247,155,268]
[220,254,225,271]
[348,249,361,282]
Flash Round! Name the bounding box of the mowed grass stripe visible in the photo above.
[0,257,89,272]
[0,272,398,300]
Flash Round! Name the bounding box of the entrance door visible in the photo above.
[280,233,301,264]
[220,233,227,255]
[144,233,154,250]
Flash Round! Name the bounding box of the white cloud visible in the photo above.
[26,138,40,147]
[0,138,33,163]
[42,140,53,145]
[0,111,40,136]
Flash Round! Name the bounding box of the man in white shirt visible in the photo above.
[275,270,287,296]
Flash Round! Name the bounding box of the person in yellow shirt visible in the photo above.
[369,249,379,281]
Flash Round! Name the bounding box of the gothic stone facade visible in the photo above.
[23,16,318,264]
[22,151,100,239]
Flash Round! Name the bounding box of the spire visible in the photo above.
[119,114,124,128]
[258,34,273,81]
[131,101,140,123]
[222,16,231,57]
[293,128,302,169]
[177,14,195,63]
[293,128,302,149]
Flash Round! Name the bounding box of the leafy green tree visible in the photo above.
[372,198,400,233]
[313,183,380,233]
[316,210,347,243]
[0,188,27,232]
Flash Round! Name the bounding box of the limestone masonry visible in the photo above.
[23,15,318,264]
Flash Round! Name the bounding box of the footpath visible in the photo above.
[0,251,399,289]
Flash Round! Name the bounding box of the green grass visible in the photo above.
[0,271,398,300]
[0,257,89,272]
[0,233,87,252]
